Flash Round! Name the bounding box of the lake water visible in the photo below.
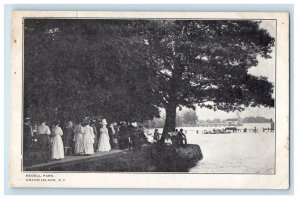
[146,123,275,174]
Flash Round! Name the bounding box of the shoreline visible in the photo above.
[24,144,203,172]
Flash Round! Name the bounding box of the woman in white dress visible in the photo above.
[82,119,95,155]
[97,119,111,152]
[51,121,64,160]
[73,123,85,155]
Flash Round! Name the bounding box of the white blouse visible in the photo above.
[37,124,51,135]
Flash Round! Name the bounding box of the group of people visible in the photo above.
[23,115,189,165]
[117,122,147,151]
[23,117,65,163]
[70,118,113,156]
[153,128,187,145]
[23,116,148,164]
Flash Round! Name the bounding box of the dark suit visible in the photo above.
[23,123,33,152]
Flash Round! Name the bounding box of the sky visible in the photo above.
[248,20,276,84]
[193,20,276,120]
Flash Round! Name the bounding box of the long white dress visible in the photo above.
[83,125,95,155]
[51,126,64,159]
[73,124,84,155]
[97,127,111,152]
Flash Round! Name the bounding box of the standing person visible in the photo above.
[127,123,136,151]
[107,123,116,149]
[73,121,85,155]
[127,123,135,147]
[51,120,64,160]
[90,120,99,151]
[111,123,119,149]
[118,122,128,150]
[133,126,146,151]
[97,119,111,152]
[23,117,33,154]
[23,117,33,165]
[36,119,52,162]
[63,121,74,155]
[82,118,95,155]
[270,118,275,132]
[178,129,187,145]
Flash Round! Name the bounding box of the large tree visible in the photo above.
[24,19,160,123]
[133,20,275,140]
[24,19,274,138]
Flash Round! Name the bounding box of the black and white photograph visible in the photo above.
[9,11,289,189]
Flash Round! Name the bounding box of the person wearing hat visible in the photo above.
[97,119,111,152]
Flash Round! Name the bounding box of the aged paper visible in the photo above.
[10,11,289,188]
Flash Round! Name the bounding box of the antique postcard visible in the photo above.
[10,11,289,188]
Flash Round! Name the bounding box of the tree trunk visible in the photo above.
[159,102,177,144]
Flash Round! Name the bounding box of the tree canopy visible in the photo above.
[134,20,275,135]
[24,19,160,123]
[138,20,274,110]
[24,19,274,129]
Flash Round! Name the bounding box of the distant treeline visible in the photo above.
[241,116,272,123]
[147,110,272,128]
[147,109,198,128]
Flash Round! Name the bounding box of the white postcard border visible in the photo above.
[10,11,289,189]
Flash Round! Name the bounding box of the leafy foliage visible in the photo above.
[137,20,275,111]
[24,19,274,131]
[24,19,159,123]
[135,20,275,134]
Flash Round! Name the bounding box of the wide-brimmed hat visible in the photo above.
[101,119,108,125]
